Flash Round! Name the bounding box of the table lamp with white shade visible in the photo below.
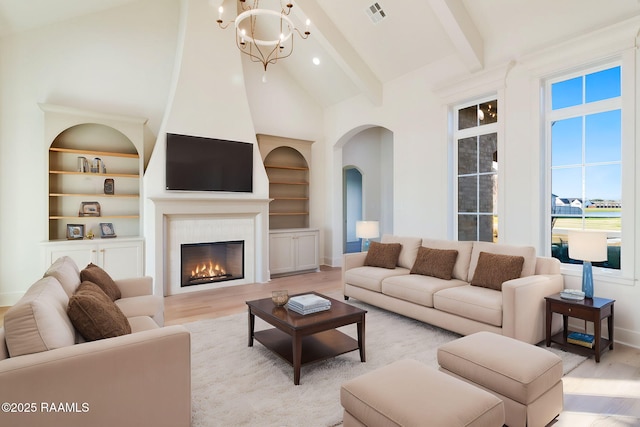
[356,221,379,252]
[568,230,608,298]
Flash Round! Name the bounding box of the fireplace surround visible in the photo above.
[150,197,271,296]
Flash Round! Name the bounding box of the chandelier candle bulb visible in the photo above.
[218,6,223,20]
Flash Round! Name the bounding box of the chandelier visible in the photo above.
[216,0,311,76]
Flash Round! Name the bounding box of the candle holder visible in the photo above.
[272,290,289,307]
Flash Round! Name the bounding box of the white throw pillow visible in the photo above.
[381,235,422,269]
[43,256,81,297]
[4,276,75,357]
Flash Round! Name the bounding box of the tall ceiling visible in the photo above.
[1,0,640,107]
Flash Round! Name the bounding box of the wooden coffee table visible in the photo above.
[246,292,366,385]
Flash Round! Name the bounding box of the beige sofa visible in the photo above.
[343,236,564,345]
[0,256,191,427]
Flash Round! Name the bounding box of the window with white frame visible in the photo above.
[546,65,621,270]
[454,98,498,242]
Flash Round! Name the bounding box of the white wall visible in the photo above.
[0,0,180,305]
[244,59,323,143]
[242,49,325,261]
[323,57,468,265]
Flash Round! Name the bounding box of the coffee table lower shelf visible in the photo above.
[254,328,359,367]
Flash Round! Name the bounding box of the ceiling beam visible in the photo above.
[427,0,484,72]
[295,0,383,105]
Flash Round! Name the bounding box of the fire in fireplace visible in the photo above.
[180,240,244,287]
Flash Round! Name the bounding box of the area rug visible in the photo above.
[185,300,586,427]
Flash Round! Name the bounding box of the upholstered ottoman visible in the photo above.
[340,359,504,427]
[438,331,563,427]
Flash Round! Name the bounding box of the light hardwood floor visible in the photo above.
[164,266,344,325]
[2,267,639,425]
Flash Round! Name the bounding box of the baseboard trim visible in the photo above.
[613,326,640,349]
[322,256,343,268]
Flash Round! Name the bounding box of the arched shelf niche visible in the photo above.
[42,104,146,241]
[257,134,313,230]
[264,146,309,229]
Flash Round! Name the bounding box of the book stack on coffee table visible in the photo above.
[287,294,331,315]
[567,331,595,348]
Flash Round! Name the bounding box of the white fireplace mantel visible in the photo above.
[150,197,271,296]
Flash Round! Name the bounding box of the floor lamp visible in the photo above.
[356,221,379,252]
[568,230,608,298]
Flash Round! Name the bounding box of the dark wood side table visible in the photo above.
[545,293,615,362]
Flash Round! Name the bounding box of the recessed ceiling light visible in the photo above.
[312,57,320,65]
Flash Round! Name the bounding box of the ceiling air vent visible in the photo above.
[365,2,387,24]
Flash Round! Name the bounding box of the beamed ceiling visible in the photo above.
[1,0,639,106]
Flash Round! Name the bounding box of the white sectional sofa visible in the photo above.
[343,235,564,345]
[0,256,191,427]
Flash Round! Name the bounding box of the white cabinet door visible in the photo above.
[43,238,143,278]
[295,232,319,271]
[269,233,296,275]
[98,241,143,279]
[45,242,96,270]
[269,229,319,276]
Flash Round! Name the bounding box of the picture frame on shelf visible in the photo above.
[104,178,114,195]
[100,222,117,238]
[66,224,85,240]
[79,201,101,217]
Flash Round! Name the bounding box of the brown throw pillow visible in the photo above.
[364,242,402,269]
[80,263,121,301]
[410,247,459,280]
[470,252,525,291]
[67,281,131,342]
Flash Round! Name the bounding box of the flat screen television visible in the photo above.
[166,133,253,192]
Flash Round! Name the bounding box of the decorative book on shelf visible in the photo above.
[567,332,595,348]
[287,294,331,315]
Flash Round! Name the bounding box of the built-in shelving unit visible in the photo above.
[40,103,147,274]
[48,139,142,239]
[264,162,309,224]
[257,134,319,278]
[257,134,313,230]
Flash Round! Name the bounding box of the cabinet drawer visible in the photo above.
[549,302,592,318]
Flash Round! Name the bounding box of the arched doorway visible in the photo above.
[338,126,394,256]
[343,166,363,253]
